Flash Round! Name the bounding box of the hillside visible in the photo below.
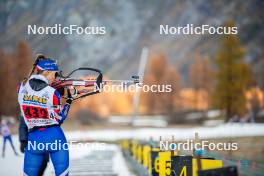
[0,0,263,84]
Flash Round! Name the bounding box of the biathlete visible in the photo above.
[17,56,74,176]
[1,119,18,157]
[19,55,58,176]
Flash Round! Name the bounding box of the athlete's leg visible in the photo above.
[38,153,49,176]
[26,126,69,175]
[48,126,69,176]
[50,148,69,176]
[24,150,45,176]
[24,130,47,176]
[2,136,7,157]
[7,135,18,155]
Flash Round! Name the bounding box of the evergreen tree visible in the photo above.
[212,21,252,121]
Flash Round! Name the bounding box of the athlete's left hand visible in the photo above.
[20,140,27,153]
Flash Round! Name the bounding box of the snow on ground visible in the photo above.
[44,143,132,176]
[112,145,132,176]
[66,123,264,142]
[0,136,131,176]
[0,136,24,176]
[1,123,264,176]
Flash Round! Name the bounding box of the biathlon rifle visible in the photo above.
[51,67,140,101]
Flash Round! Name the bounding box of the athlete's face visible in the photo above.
[44,71,58,84]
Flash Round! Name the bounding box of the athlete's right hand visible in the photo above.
[20,140,27,153]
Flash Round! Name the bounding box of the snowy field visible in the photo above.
[66,123,264,142]
[0,136,23,176]
[1,123,264,175]
[0,136,131,176]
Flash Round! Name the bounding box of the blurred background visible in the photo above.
[0,0,264,175]
[0,0,263,125]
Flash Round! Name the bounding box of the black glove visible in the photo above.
[20,140,27,153]
[66,89,73,104]
[66,98,73,104]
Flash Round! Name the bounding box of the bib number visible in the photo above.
[22,105,48,119]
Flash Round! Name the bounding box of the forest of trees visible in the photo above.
[0,21,263,122]
[140,21,262,121]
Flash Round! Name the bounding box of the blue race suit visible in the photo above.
[18,75,71,176]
